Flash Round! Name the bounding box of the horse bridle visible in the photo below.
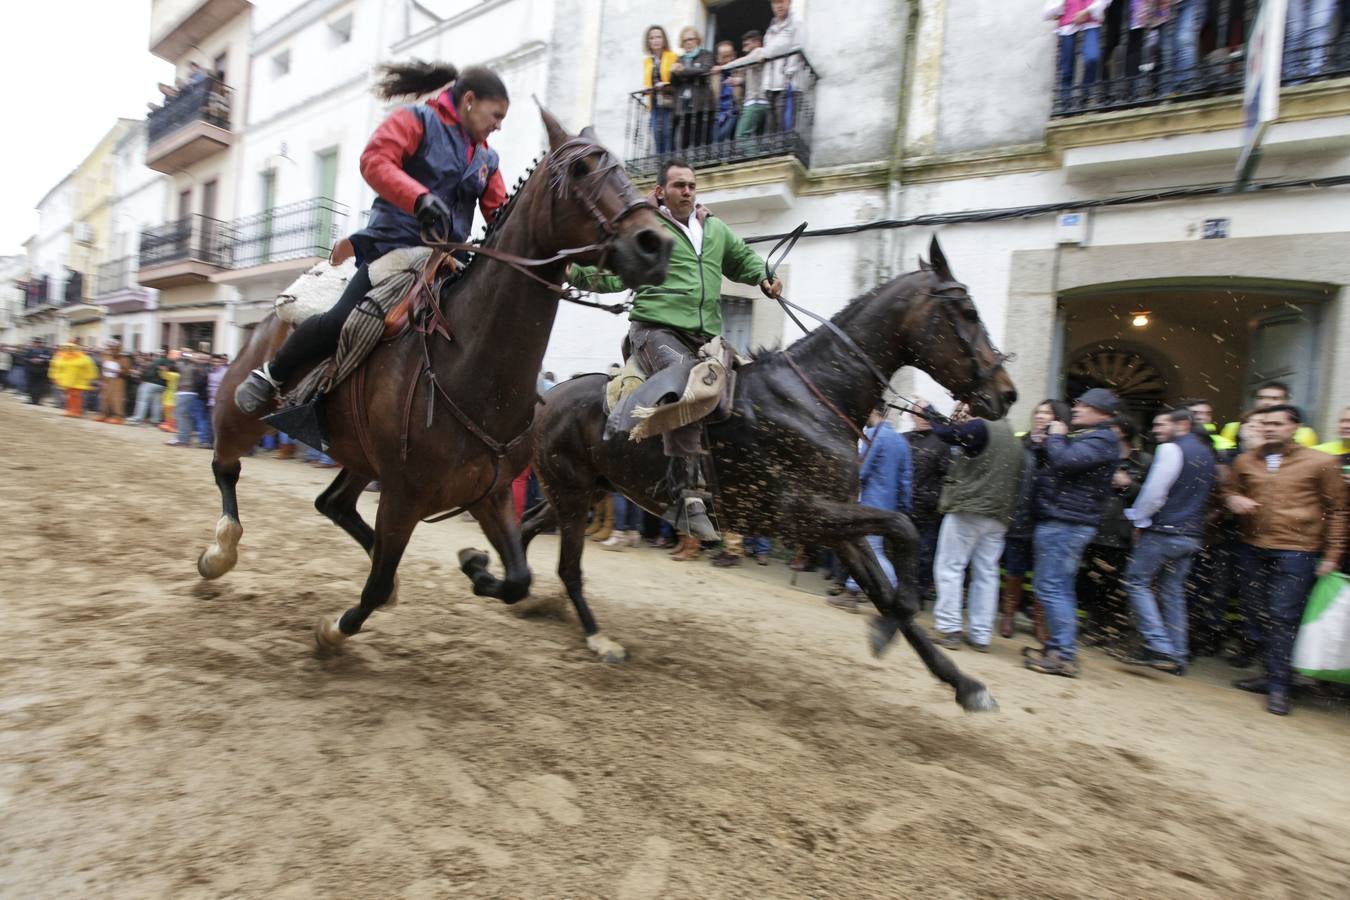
[423,138,654,299]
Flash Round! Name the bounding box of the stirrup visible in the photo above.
[234,363,281,415]
[662,492,719,541]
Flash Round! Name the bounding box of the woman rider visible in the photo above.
[235,62,510,414]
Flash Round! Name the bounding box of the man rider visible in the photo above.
[568,159,782,538]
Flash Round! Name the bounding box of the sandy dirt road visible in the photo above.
[1,397,1348,898]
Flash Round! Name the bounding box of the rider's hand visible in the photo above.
[760,277,783,299]
[415,192,453,243]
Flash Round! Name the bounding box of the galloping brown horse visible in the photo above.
[465,239,1017,711]
[198,109,672,651]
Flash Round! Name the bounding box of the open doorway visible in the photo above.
[707,0,773,50]
[1058,282,1329,434]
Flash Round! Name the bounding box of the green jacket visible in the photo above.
[569,204,767,336]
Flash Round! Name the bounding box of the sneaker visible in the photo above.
[753,553,770,566]
[1266,690,1291,716]
[826,593,861,613]
[964,635,990,653]
[933,630,963,651]
[1120,648,1184,675]
[711,552,742,568]
[1233,675,1269,694]
[234,364,281,415]
[600,533,626,552]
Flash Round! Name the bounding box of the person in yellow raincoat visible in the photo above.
[48,342,97,417]
[160,352,180,433]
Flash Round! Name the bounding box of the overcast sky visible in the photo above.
[0,1,174,256]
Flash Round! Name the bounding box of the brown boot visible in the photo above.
[671,534,702,561]
[589,495,614,542]
[1030,597,1049,645]
[998,574,1023,639]
[276,442,296,460]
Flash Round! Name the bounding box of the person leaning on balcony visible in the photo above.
[642,25,679,157]
[1285,0,1339,81]
[763,0,806,134]
[670,27,716,151]
[721,30,769,142]
[1044,1,1112,94]
[710,41,742,146]
[235,62,509,415]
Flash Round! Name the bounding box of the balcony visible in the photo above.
[214,198,348,283]
[623,50,817,181]
[138,215,229,288]
[94,257,154,312]
[150,0,251,61]
[1052,31,1350,119]
[145,78,234,174]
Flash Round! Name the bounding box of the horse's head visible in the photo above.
[906,236,1017,419]
[535,108,671,288]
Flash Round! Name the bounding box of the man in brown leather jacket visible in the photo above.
[1224,404,1346,716]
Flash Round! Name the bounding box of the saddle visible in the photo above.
[604,336,745,442]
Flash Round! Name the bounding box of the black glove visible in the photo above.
[414,192,453,243]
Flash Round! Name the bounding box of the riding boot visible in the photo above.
[671,534,703,561]
[999,574,1023,639]
[589,495,614,542]
[585,498,605,536]
[658,457,719,541]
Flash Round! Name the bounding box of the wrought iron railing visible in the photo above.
[624,49,817,179]
[139,215,230,269]
[1052,33,1350,118]
[94,257,139,298]
[146,78,234,145]
[223,197,348,268]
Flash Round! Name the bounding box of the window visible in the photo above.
[720,295,753,356]
[327,12,353,46]
[213,51,228,82]
[271,49,291,78]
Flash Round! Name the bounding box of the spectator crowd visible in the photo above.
[7,336,1347,718]
[0,336,337,465]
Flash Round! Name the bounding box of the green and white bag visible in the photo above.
[1292,573,1350,684]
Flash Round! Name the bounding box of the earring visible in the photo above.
[468,104,473,112]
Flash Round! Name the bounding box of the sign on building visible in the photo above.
[1237,0,1286,186]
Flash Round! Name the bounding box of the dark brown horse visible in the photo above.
[463,238,1016,711]
[198,109,672,651]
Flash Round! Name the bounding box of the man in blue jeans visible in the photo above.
[1121,408,1216,674]
[1025,387,1121,677]
[1224,404,1345,715]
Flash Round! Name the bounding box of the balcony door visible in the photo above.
[316,148,339,254]
[259,169,277,264]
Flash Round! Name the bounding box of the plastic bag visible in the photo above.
[1292,573,1350,684]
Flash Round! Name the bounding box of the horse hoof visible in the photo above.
[867,614,901,658]
[457,548,490,576]
[197,516,243,580]
[314,615,348,655]
[587,633,627,664]
[959,685,999,714]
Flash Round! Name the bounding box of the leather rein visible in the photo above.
[766,223,1011,446]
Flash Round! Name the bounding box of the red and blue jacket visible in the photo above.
[352,89,507,263]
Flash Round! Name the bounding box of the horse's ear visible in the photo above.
[929,235,953,281]
[918,254,932,271]
[537,103,572,151]
[579,125,599,142]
